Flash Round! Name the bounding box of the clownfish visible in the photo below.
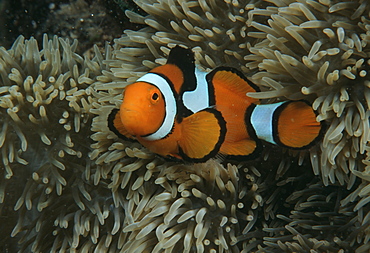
[108,46,323,162]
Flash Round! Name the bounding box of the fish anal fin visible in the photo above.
[220,139,258,157]
[108,109,136,141]
[276,101,322,149]
[179,108,226,162]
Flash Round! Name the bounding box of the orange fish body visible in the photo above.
[109,46,323,162]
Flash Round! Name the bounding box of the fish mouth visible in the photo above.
[121,107,139,114]
[120,107,142,135]
[120,108,140,123]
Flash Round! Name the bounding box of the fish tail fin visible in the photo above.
[249,101,323,149]
[275,100,323,149]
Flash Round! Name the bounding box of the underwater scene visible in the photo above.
[0,0,369,252]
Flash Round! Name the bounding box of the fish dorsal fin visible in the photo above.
[166,46,198,103]
[207,67,260,103]
[178,108,226,162]
[108,109,136,141]
[166,45,195,72]
[275,101,323,149]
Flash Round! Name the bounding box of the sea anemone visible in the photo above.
[89,0,266,250]
[114,159,263,252]
[90,0,370,251]
[91,1,368,250]
[259,178,367,252]
[110,0,262,77]
[0,34,112,251]
[2,0,370,252]
[245,0,370,187]
[243,2,370,250]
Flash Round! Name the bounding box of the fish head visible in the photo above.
[120,81,165,137]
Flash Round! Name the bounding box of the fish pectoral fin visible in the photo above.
[108,109,136,141]
[178,108,226,162]
[220,139,259,157]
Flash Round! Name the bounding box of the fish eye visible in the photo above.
[152,92,159,101]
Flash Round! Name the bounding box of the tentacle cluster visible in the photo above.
[1,0,370,252]
[245,0,370,188]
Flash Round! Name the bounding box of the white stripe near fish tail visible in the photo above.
[249,102,286,145]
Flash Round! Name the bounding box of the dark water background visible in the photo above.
[0,0,145,52]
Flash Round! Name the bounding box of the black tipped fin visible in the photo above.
[273,100,323,149]
[207,67,260,95]
[166,45,195,74]
[178,108,226,162]
[108,109,136,141]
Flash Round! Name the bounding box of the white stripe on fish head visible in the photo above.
[136,73,177,141]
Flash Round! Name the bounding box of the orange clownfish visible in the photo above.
[108,46,323,162]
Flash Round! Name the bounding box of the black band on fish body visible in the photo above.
[240,103,263,159]
[244,104,259,142]
[205,69,218,107]
[271,101,285,147]
[166,46,198,121]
